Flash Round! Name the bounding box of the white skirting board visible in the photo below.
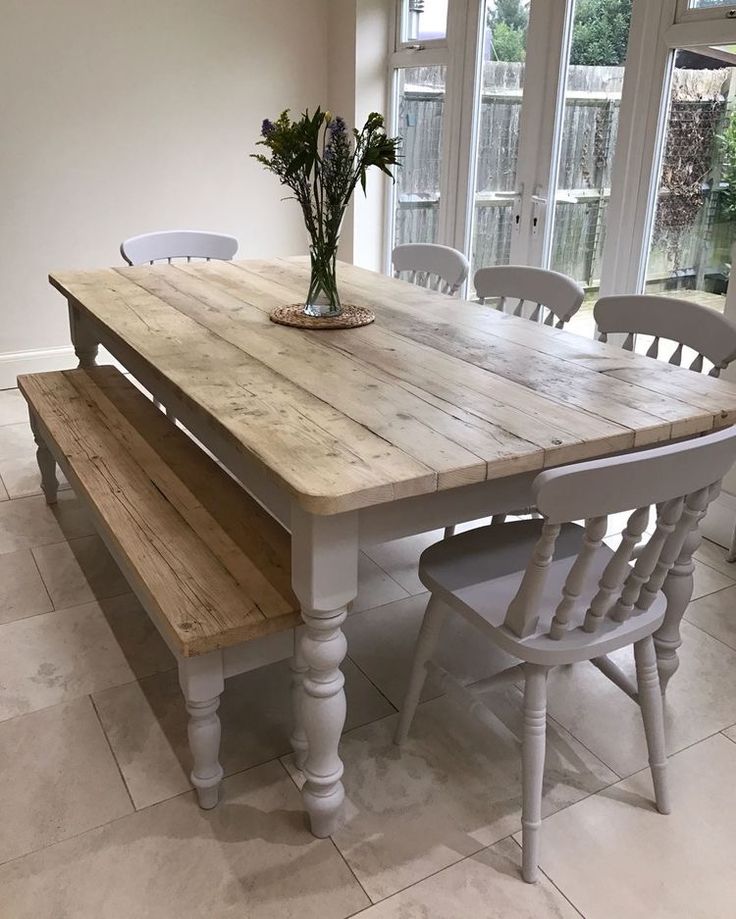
[699,490,736,550]
[0,347,77,389]
[0,347,125,389]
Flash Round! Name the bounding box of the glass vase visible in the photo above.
[304,244,342,318]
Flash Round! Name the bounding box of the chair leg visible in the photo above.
[727,517,736,563]
[521,663,548,884]
[394,596,447,745]
[634,635,671,815]
[443,525,456,539]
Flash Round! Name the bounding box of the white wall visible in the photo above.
[0,0,329,379]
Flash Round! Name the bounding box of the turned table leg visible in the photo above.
[178,652,225,809]
[291,504,358,838]
[68,301,99,368]
[290,626,309,771]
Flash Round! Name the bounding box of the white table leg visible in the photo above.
[178,652,225,809]
[291,504,359,838]
[29,411,59,505]
[290,626,309,770]
[68,301,99,368]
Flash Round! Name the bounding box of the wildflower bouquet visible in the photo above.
[254,108,400,317]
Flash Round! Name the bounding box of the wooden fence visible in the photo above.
[395,61,732,293]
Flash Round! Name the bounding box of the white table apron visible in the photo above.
[66,300,697,837]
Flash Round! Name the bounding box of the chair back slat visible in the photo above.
[594,294,736,372]
[500,427,736,641]
[474,265,584,327]
[583,506,650,632]
[392,244,470,297]
[623,332,635,351]
[120,230,238,266]
[513,298,526,317]
[504,522,561,639]
[609,498,683,623]
[549,516,606,639]
[647,336,660,359]
[670,343,684,366]
[690,353,704,373]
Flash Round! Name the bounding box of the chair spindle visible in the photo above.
[549,516,607,640]
[505,522,562,639]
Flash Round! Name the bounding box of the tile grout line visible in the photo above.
[345,653,399,715]
[88,692,137,812]
[506,838,589,919]
[27,546,56,611]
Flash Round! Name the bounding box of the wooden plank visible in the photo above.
[169,260,638,463]
[51,269,437,513]
[236,258,720,440]
[48,259,736,515]
[18,368,301,656]
[117,264,547,487]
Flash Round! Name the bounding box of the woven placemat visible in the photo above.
[270,303,375,330]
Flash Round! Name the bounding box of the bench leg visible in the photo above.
[29,413,59,505]
[178,653,225,809]
[290,626,309,770]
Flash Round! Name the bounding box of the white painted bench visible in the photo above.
[18,366,302,808]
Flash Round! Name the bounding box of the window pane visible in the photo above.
[405,0,449,43]
[644,50,736,318]
[392,66,446,247]
[688,1,733,9]
[468,0,530,281]
[549,0,633,338]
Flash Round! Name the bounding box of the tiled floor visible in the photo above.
[3,392,736,918]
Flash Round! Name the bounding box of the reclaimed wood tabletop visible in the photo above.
[49,257,736,515]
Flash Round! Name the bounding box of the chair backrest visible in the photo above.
[594,294,736,378]
[392,244,470,296]
[473,265,584,328]
[503,425,736,640]
[120,230,239,266]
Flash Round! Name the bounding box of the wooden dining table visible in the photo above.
[50,256,736,837]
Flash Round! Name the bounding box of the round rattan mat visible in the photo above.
[270,303,375,330]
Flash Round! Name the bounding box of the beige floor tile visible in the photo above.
[344,593,517,708]
[723,723,736,743]
[545,621,736,777]
[0,593,174,722]
[94,657,394,810]
[0,697,132,865]
[352,552,409,613]
[0,761,369,919]
[0,388,27,426]
[0,547,53,624]
[534,734,736,919]
[0,491,94,555]
[359,838,580,918]
[0,475,8,502]
[33,534,131,610]
[363,531,443,595]
[284,692,615,901]
[691,557,736,600]
[685,583,736,650]
[0,422,69,499]
[694,537,736,577]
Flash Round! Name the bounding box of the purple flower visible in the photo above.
[261,118,275,137]
[328,116,346,137]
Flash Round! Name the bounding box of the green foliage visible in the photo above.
[253,109,401,252]
[492,21,526,63]
[569,0,632,67]
[718,109,736,221]
[488,0,528,62]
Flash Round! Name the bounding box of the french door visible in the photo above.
[388,0,635,324]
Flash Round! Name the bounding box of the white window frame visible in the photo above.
[675,0,736,24]
[396,0,451,51]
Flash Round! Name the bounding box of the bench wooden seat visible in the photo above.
[18,365,301,807]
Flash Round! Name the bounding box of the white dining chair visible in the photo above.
[474,265,585,328]
[395,425,736,883]
[392,243,470,296]
[595,294,736,560]
[594,294,736,377]
[120,230,239,266]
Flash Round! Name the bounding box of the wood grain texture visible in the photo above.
[18,367,300,656]
[49,258,736,514]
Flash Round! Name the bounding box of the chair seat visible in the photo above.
[419,520,667,665]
